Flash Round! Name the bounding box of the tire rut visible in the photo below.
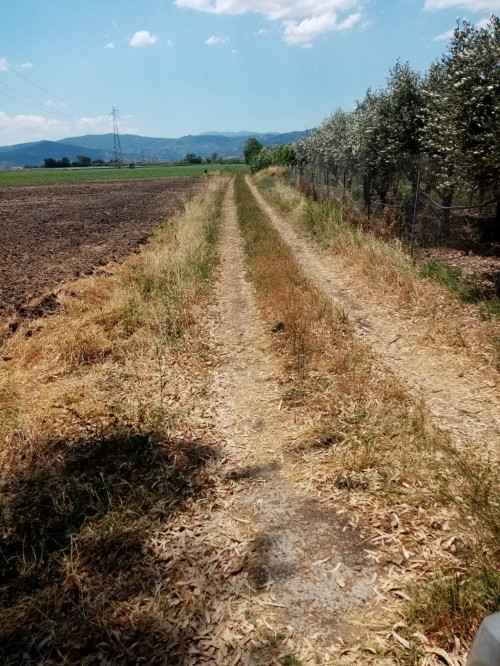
[246,176,500,454]
[209,180,376,660]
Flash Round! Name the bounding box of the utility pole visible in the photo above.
[110,107,123,167]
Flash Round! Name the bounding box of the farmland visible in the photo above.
[1,169,500,665]
[0,177,199,324]
[0,162,248,186]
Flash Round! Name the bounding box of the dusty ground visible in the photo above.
[0,178,198,323]
[3,175,496,663]
[213,182,375,639]
[161,182,377,664]
[247,176,500,457]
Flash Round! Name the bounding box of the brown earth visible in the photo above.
[0,178,199,325]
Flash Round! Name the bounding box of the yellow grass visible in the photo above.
[254,168,500,370]
[0,174,229,663]
[236,173,500,662]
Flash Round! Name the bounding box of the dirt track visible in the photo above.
[246,176,500,456]
[0,178,198,322]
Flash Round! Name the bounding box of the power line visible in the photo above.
[0,80,74,120]
[5,63,92,117]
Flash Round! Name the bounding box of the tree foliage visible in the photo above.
[244,138,263,165]
[295,16,500,216]
[249,144,295,173]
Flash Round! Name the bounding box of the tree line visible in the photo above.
[293,17,500,233]
[43,156,101,168]
[245,17,500,237]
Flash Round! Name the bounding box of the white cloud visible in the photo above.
[45,99,68,108]
[0,110,138,145]
[74,114,137,134]
[424,0,500,10]
[129,30,158,47]
[105,42,115,49]
[167,39,174,46]
[231,48,239,55]
[433,27,455,40]
[205,35,229,44]
[283,11,361,46]
[176,0,363,46]
[0,111,65,138]
[0,57,8,71]
[254,27,268,35]
[20,62,34,68]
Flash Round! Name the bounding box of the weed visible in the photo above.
[407,571,500,649]
[245,611,258,626]
[281,654,304,666]
[255,172,500,373]
[249,171,500,655]
[419,259,484,304]
[234,174,340,377]
[0,174,229,664]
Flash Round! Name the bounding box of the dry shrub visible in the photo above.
[0,175,229,663]
[253,166,287,179]
[238,173,500,658]
[255,173,500,369]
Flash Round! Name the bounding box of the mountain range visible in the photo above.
[0,131,308,168]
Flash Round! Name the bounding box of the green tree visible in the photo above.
[75,155,91,167]
[184,153,203,164]
[244,138,263,165]
[423,18,500,222]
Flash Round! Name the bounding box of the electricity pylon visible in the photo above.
[110,107,123,167]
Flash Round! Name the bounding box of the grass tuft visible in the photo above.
[248,171,500,657]
[0,174,229,664]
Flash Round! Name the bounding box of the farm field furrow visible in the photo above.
[0,177,199,324]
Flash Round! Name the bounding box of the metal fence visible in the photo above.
[289,160,500,259]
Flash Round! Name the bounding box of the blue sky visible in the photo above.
[0,0,498,145]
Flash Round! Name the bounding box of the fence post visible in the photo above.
[410,167,421,257]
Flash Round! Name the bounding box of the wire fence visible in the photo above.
[289,159,500,260]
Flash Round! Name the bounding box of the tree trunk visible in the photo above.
[439,187,455,242]
[363,176,372,219]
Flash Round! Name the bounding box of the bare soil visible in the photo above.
[424,247,500,297]
[0,178,199,324]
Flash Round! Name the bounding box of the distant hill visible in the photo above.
[0,140,107,169]
[0,131,309,167]
[199,131,255,137]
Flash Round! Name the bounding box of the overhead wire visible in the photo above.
[0,30,96,119]
[0,80,74,121]
[5,63,93,117]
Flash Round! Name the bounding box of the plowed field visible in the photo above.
[0,178,198,323]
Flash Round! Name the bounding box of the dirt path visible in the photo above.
[246,177,500,454]
[186,181,376,663]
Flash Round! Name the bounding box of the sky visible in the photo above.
[0,0,498,145]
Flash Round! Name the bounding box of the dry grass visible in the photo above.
[236,173,500,663]
[254,169,500,370]
[0,174,230,664]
